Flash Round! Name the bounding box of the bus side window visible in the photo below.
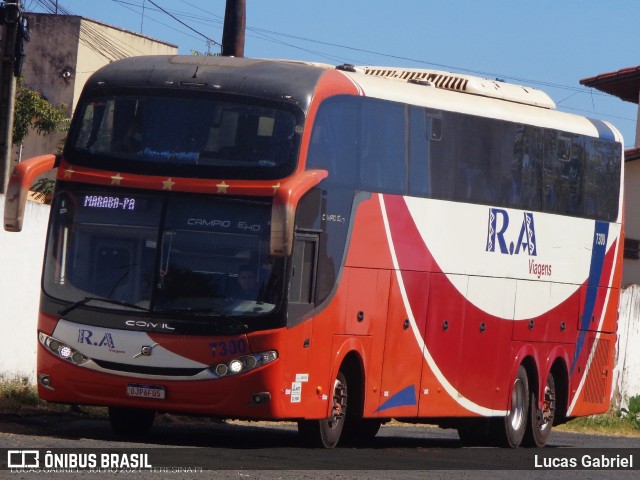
[289,235,318,304]
[306,96,358,187]
[542,130,558,213]
[583,139,620,221]
[554,134,583,216]
[358,99,407,194]
[408,106,430,197]
[500,124,545,210]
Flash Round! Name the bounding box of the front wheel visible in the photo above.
[298,370,348,448]
[523,372,556,447]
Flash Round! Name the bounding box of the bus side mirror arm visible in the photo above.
[270,169,328,257]
[4,154,58,232]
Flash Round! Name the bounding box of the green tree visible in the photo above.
[12,78,68,204]
[12,77,67,145]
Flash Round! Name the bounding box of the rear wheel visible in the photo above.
[492,365,529,448]
[523,372,556,447]
[108,407,156,437]
[298,370,348,448]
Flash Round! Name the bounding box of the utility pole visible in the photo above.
[0,0,26,194]
[221,0,245,57]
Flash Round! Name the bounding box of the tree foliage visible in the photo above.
[12,77,67,145]
[30,177,54,204]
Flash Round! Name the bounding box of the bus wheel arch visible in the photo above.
[549,356,569,425]
[340,351,383,444]
[298,350,380,447]
[298,358,353,448]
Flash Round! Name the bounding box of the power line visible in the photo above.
[32,0,158,61]
[32,0,626,108]
[109,0,207,46]
[157,1,620,102]
[145,0,219,46]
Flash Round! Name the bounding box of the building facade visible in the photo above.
[18,13,177,161]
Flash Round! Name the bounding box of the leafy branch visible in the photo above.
[13,77,68,145]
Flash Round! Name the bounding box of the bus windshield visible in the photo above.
[65,91,303,180]
[43,186,281,318]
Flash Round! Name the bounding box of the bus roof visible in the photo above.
[83,55,329,113]
[354,66,556,109]
[82,56,617,141]
[83,56,555,111]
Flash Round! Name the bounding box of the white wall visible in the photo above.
[0,196,49,381]
[613,285,640,409]
[623,161,640,286]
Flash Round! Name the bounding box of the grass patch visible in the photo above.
[0,376,104,416]
[557,412,640,437]
[557,397,640,438]
[0,376,41,412]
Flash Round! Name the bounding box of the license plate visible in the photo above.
[126,383,166,399]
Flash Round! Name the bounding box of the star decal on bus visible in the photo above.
[63,168,75,178]
[111,173,124,185]
[216,181,229,193]
[162,178,175,190]
[272,182,281,193]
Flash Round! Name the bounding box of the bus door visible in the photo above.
[286,233,318,412]
[376,271,429,418]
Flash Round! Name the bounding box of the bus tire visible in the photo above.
[492,365,529,448]
[108,407,156,436]
[523,372,556,447]
[298,370,348,448]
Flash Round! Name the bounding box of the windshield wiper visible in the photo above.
[59,296,148,317]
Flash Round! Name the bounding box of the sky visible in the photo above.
[25,0,640,148]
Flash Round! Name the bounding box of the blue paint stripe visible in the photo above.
[375,385,417,413]
[572,221,609,373]
[588,118,616,141]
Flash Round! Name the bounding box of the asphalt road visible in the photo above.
[0,411,638,479]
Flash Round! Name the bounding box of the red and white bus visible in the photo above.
[5,56,623,448]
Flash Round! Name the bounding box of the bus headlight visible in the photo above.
[39,332,88,366]
[210,350,277,378]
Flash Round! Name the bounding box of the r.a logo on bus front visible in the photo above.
[485,208,537,256]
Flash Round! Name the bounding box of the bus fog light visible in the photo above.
[252,392,271,404]
[38,374,55,391]
[215,364,228,376]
